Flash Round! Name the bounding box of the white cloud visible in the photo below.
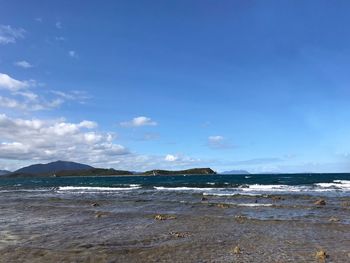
[69,50,77,58]
[0,114,207,171]
[0,73,90,112]
[165,154,178,162]
[0,25,25,44]
[0,114,128,163]
[14,60,33,69]
[0,73,31,91]
[120,116,157,127]
[50,90,90,102]
[208,135,232,149]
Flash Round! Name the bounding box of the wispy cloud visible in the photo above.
[50,90,90,103]
[68,50,77,58]
[0,25,25,44]
[207,135,233,150]
[55,36,65,41]
[14,60,33,69]
[0,73,90,111]
[55,21,62,29]
[0,73,32,91]
[120,116,157,127]
[35,18,42,23]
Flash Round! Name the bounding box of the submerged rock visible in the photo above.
[95,212,103,218]
[169,231,191,238]
[315,250,328,260]
[271,196,285,201]
[216,203,230,209]
[314,199,326,206]
[341,201,350,207]
[154,214,177,220]
[234,215,248,223]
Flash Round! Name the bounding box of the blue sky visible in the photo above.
[1,1,350,172]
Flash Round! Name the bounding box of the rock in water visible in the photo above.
[329,217,340,222]
[216,203,230,209]
[315,250,328,260]
[91,203,99,207]
[314,199,326,206]
[232,246,241,254]
[154,214,176,220]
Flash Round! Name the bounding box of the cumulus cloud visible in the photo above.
[208,135,232,149]
[0,114,128,163]
[120,116,157,127]
[14,60,33,69]
[0,73,31,91]
[0,25,25,44]
[0,114,206,171]
[165,154,178,162]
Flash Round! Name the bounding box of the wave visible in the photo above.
[57,185,141,192]
[154,186,216,191]
[236,203,273,207]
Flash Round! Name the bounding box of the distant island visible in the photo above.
[4,160,216,177]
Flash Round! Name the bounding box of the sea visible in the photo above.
[1,173,350,262]
[1,173,350,197]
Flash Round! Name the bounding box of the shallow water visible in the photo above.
[1,174,350,262]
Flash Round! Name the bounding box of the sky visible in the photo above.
[1,0,350,173]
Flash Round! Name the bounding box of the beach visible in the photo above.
[1,174,350,262]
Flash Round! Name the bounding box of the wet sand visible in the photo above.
[1,191,350,262]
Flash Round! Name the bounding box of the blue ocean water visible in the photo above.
[1,173,350,197]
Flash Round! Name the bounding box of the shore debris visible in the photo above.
[154,214,177,220]
[169,231,191,238]
[232,246,241,254]
[91,203,100,207]
[216,203,230,209]
[315,250,328,260]
[314,199,326,206]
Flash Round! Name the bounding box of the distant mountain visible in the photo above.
[143,168,216,175]
[0,170,10,176]
[14,160,93,175]
[55,168,133,177]
[221,170,250,175]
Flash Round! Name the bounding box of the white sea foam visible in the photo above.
[315,180,350,190]
[57,186,141,192]
[203,192,261,197]
[236,203,273,207]
[154,186,215,191]
[240,184,304,192]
